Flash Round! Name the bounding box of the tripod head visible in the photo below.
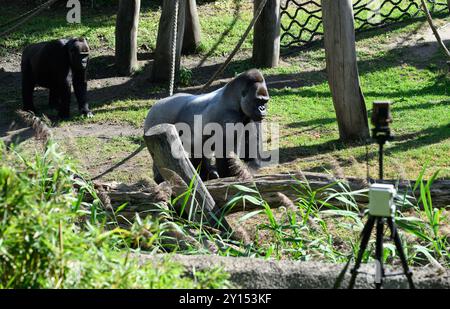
[371,101,394,146]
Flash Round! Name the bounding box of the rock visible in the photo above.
[138,254,450,289]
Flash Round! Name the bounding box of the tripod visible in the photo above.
[348,215,415,289]
[348,126,415,289]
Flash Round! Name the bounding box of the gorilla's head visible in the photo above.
[238,69,270,122]
[68,37,90,72]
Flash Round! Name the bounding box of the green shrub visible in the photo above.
[0,141,230,288]
[179,67,193,87]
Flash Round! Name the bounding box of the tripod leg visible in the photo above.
[379,143,384,180]
[375,218,385,289]
[349,216,376,289]
[387,217,415,289]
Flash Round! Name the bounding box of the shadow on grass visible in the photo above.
[387,123,450,154]
[277,138,350,164]
[278,120,450,165]
[195,0,242,67]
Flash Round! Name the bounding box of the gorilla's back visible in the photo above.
[143,89,224,133]
[22,40,69,87]
[144,93,194,133]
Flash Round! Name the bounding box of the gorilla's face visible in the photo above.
[240,81,270,122]
[68,38,90,73]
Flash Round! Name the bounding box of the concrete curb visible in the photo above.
[138,254,450,289]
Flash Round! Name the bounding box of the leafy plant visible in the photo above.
[0,141,231,288]
[179,67,193,87]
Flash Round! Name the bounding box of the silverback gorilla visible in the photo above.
[144,69,270,182]
[21,37,93,118]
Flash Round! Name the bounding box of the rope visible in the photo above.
[197,0,268,93]
[0,1,52,29]
[169,0,180,97]
[90,0,180,179]
[0,0,61,38]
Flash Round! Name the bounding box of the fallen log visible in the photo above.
[95,172,450,217]
[210,173,450,210]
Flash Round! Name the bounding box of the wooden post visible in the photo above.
[182,0,201,54]
[115,0,141,75]
[252,0,280,68]
[144,124,232,234]
[151,0,186,83]
[322,0,370,141]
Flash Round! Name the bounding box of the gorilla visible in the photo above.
[21,37,93,118]
[144,69,270,182]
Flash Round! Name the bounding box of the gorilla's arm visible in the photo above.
[58,79,72,118]
[21,59,35,112]
[73,71,90,116]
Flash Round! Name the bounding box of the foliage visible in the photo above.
[0,135,448,290]
[179,67,193,87]
[227,171,450,268]
[0,141,230,288]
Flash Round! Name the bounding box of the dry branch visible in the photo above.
[0,0,59,38]
[421,0,450,59]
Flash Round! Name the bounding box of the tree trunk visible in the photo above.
[322,0,370,141]
[115,0,141,76]
[151,0,186,83]
[182,0,201,54]
[252,0,280,68]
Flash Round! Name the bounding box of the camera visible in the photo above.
[371,101,394,180]
[368,183,396,217]
[371,101,392,131]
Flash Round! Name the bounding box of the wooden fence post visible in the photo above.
[182,0,201,54]
[252,0,280,68]
[144,124,232,234]
[151,0,186,83]
[322,0,370,141]
[115,0,141,75]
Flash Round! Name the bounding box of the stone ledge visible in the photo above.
[138,254,450,289]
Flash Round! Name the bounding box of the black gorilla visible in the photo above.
[21,37,93,118]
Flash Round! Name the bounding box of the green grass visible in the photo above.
[62,135,153,183]
[0,1,449,182]
[0,1,254,56]
[264,63,450,179]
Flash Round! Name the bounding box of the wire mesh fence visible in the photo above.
[280,0,449,48]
